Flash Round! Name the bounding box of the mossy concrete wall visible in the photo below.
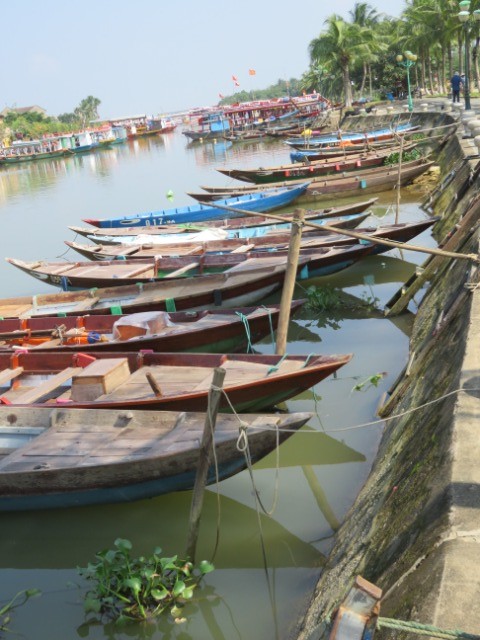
[292,111,480,639]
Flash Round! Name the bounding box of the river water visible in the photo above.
[0,131,436,639]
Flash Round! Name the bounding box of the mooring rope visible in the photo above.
[234,311,253,353]
[377,617,480,639]
[210,385,281,517]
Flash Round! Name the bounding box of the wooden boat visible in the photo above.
[0,406,311,511]
[216,143,419,184]
[196,159,435,203]
[0,148,70,164]
[0,258,309,319]
[0,350,352,411]
[70,199,377,244]
[134,117,176,136]
[0,302,305,353]
[65,218,437,262]
[301,159,434,201]
[289,138,416,162]
[223,130,267,142]
[82,183,309,228]
[285,123,418,149]
[182,111,231,141]
[6,244,376,290]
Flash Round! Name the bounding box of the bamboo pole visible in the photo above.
[276,209,305,355]
[207,201,479,263]
[395,135,405,224]
[186,367,226,562]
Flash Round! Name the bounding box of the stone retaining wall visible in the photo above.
[292,111,480,639]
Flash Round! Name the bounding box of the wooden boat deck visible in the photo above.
[0,356,307,406]
[0,411,288,474]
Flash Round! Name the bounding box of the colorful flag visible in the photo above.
[249,69,256,76]
[232,75,238,82]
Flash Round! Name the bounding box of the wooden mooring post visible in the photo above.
[329,576,382,640]
[276,208,305,356]
[186,366,226,562]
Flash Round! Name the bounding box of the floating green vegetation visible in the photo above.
[1,589,41,635]
[305,285,344,312]
[352,372,386,392]
[384,148,422,165]
[79,538,214,625]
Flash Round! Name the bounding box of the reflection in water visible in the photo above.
[0,157,71,206]
[0,490,324,570]
[186,139,233,164]
[0,131,435,639]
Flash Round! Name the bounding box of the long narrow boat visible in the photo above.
[0,148,70,165]
[196,159,435,203]
[289,138,416,162]
[70,199,376,244]
[64,218,437,262]
[216,143,419,184]
[0,259,309,319]
[6,245,376,290]
[0,406,311,511]
[83,183,309,228]
[0,350,352,411]
[0,302,305,353]
[284,123,418,149]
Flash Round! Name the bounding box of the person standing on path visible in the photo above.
[451,71,464,103]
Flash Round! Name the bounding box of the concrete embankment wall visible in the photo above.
[292,111,480,639]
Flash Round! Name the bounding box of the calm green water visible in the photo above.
[0,132,436,639]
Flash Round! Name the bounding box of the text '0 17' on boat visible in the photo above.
[81,183,310,228]
[69,198,378,244]
[0,406,312,511]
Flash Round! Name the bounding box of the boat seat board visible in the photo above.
[11,367,83,404]
[71,358,131,401]
[71,297,100,312]
[163,262,200,278]
[0,367,24,386]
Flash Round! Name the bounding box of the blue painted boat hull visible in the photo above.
[0,458,251,511]
[83,184,309,228]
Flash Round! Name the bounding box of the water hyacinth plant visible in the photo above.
[78,538,214,624]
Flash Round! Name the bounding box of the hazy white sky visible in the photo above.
[2,0,405,119]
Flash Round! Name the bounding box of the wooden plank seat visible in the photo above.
[0,367,24,386]
[231,244,255,253]
[96,365,209,400]
[46,263,82,276]
[163,262,200,278]
[71,297,100,312]
[71,358,131,401]
[121,264,156,278]
[11,367,83,404]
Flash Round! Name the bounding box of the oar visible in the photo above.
[205,200,480,263]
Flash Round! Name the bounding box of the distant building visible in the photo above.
[0,105,47,119]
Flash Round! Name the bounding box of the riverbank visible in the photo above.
[292,107,480,639]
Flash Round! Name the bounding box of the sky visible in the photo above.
[1,0,406,120]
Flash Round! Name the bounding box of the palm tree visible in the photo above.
[74,96,101,128]
[309,17,368,106]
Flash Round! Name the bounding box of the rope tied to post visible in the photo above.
[377,617,480,639]
[234,311,253,352]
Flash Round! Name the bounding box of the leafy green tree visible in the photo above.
[309,16,369,106]
[74,96,101,128]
